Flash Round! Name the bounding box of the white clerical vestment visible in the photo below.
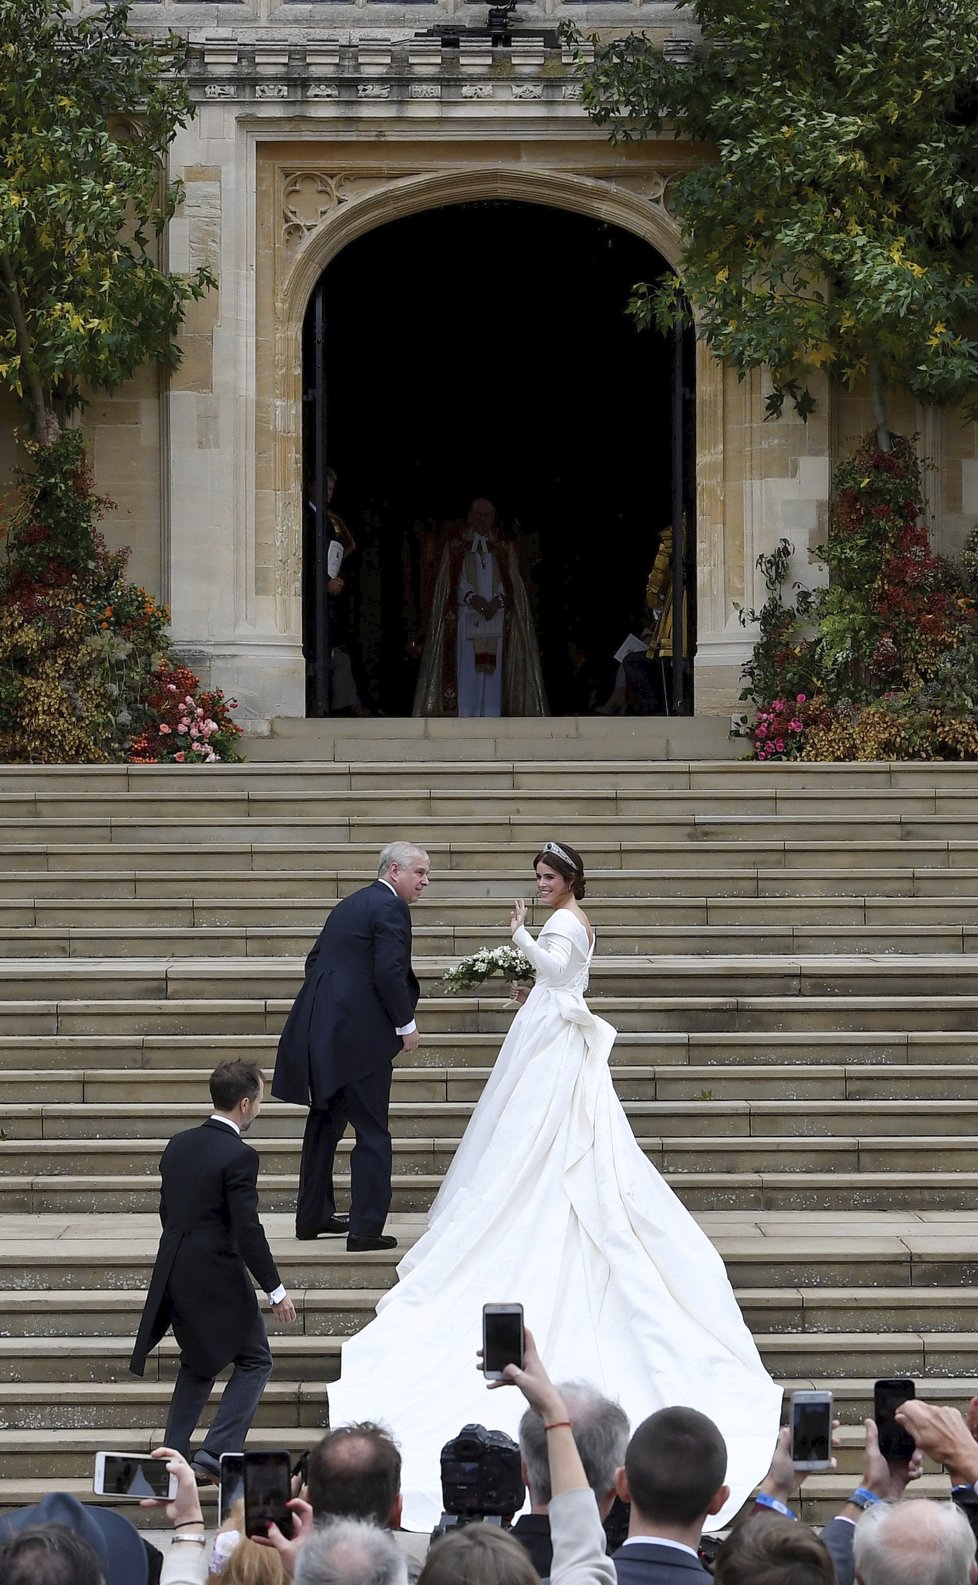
[456,534,505,717]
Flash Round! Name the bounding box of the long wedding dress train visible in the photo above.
[326,911,782,1531]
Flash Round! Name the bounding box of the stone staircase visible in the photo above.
[3,737,978,1524]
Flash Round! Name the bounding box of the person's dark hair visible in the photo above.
[418,1525,538,1585]
[0,1526,105,1585]
[519,1382,628,1506]
[307,1424,402,1526]
[714,1516,834,1585]
[209,1060,264,1111]
[533,842,586,901]
[624,1407,727,1527]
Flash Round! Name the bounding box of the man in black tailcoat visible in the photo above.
[129,1060,296,1483]
[273,840,429,1252]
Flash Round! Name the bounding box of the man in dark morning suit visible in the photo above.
[129,1060,296,1483]
[612,1408,729,1585]
[272,841,429,1253]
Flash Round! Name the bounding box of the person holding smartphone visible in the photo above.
[130,1062,296,1484]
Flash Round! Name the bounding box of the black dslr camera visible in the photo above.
[433,1424,525,1536]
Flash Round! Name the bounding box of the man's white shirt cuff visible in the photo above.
[268,1285,287,1305]
[396,1020,417,1036]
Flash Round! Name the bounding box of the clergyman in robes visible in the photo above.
[413,498,547,717]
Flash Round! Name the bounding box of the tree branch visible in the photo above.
[0,250,49,443]
[868,352,890,453]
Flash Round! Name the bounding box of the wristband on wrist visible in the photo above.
[175,1520,204,1529]
[171,1535,207,1546]
[545,1420,573,1432]
[849,1488,882,1510]
[952,1482,978,1496]
[754,1492,796,1519]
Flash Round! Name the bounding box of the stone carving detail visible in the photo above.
[610,170,678,214]
[256,83,289,100]
[511,83,543,100]
[357,82,391,99]
[307,83,341,99]
[204,83,238,100]
[410,83,441,99]
[461,84,493,100]
[561,83,583,100]
[283,172,357,248]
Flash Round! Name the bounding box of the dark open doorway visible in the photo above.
[302,200,692,717]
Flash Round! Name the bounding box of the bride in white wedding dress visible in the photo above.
[326,840,782,1532]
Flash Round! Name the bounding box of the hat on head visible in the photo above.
[0,1491,149,1585]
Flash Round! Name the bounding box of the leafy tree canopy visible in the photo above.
[0,0,214,441]
[582,0,978,443]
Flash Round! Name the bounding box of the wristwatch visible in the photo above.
[848,1488,882,1510]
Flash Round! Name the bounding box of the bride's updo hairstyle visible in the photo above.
[533,840,586,901]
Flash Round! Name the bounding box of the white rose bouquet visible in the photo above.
[442,944,535,994]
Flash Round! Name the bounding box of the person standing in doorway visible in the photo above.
[413,499,547,716]
[130,1060,296,1482]
[272,842,428,1252]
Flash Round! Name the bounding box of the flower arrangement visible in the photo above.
[442,944,535,994]
[739,434,978,762]
[129,658,243,765]
[752,695,809,761]
[0,430,242,764]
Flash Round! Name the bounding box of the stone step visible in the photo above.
[11,922,978,958]
[5,1169,978,1217]
[12,893,978,929]
[9,814,978,850]
[5,754,976,792]
[4,1211,973,1290]
[9,859,978,899]
[6,955,978,1005]
[0,1031,974,1071]
[8,785,978,821]
[3,1061,976,1105]
[0,1322,973,1386]
[10,993,978,1038]
[3,1098,978,1143]
[10,1285,978,1347]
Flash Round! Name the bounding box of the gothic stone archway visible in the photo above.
[253,141,729,709]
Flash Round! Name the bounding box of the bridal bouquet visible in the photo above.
[442,944,535,994]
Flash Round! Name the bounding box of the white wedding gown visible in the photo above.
[327,911,782,1531]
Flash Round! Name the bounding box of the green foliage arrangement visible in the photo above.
[0,0,215,443]
[737,436,978,760]
[580,0,978,447]
[0,431,241,764]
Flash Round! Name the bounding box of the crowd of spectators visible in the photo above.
[4,1333,978,1585]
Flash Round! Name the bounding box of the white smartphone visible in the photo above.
[220,1452,246,1526]
[93,1452,178,1501]
[790,1390,834,1471]
[482,1303,524,1380]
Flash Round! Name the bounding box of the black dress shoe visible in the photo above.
[296,1215,349,1240]
[190,1452,222,1485]
[347,1233,397,1252]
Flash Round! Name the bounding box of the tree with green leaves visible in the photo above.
[582,0,978,449]
[0,0,214,443]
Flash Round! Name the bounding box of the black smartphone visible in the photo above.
[482,1303,524,1379]
[790,1391,833,1471]
[243,1450,294,1539]
[219,1452,245,1526]
[874,1378,916,1461]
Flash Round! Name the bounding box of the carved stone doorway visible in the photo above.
[300,200,681,717]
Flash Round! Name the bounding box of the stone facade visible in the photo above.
[3,2,976,725]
